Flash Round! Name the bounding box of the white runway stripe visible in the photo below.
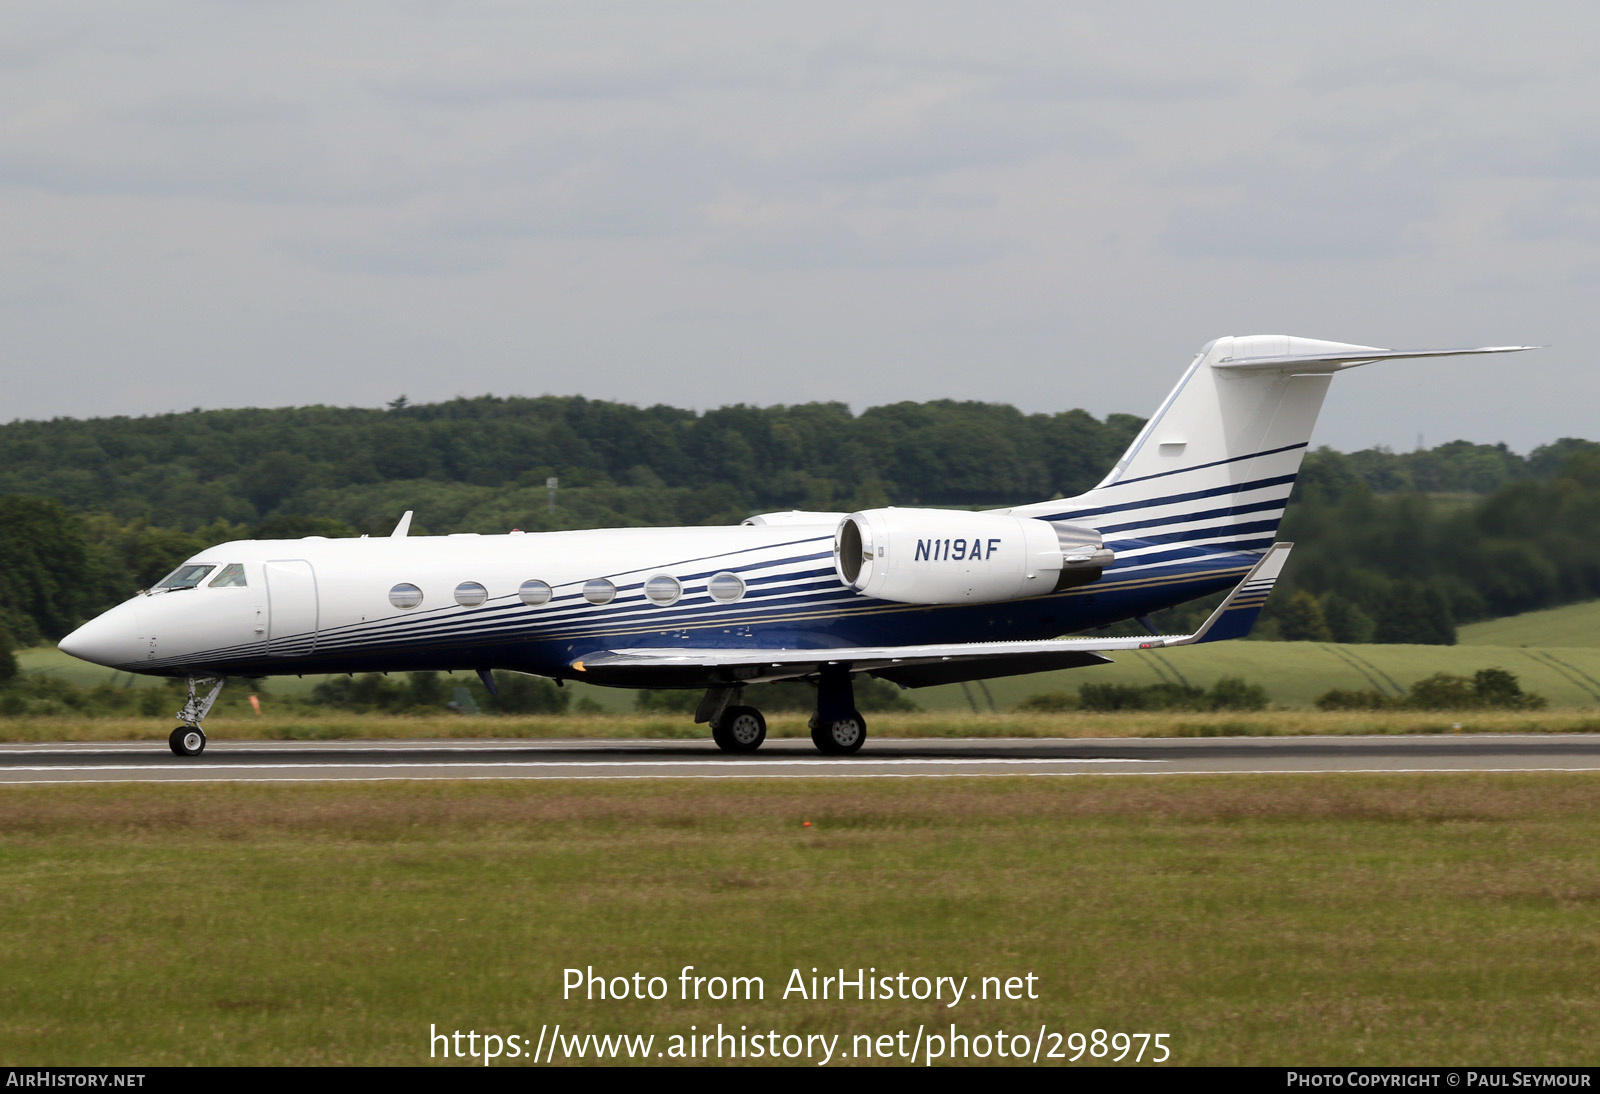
[5,766,1600,786]
[0,756,1161,773]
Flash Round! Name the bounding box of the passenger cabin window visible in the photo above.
[708,571,746,603]
[156,564,215,590]
[389,583,424,609]
[645,574,682,606]
[582,578,617,605]
[208,563,248,588]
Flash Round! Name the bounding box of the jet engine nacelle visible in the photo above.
[834,508,1112,605]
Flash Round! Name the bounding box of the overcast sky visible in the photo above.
[3,2,1597,453]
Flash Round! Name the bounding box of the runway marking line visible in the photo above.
[5,766,1600,786]
[0,757,1159,773]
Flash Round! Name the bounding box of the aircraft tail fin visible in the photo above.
[1012,336,1533,560]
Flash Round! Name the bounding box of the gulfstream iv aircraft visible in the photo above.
[60,335,1531,756]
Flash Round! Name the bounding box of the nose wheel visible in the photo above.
[169,726,207,756]
[168,676,224,757]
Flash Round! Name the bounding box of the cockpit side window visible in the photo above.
[155,564,216,590]
[208,563,248,588]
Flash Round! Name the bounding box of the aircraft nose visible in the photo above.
[58,605,143,669]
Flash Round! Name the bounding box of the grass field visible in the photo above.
[1459,600,1600,649]
[921,640,1600,711]
[19,638,1600,716]
[5,708,1600,744]
[2,775,1599,1065]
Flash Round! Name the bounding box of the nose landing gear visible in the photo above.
[168,676,224,757]
[169,725,206,756]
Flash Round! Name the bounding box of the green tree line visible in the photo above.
[0,393,1596,647]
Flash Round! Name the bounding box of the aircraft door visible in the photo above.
[265,560,319,657]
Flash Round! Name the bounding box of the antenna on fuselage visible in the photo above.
[390,510,413,538]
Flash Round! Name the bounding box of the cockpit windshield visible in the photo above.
[208,563,248,588]
[155,564,216,590]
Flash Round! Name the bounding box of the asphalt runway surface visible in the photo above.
[4,733,1600,784]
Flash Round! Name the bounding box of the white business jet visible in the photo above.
[59,336,1531,756]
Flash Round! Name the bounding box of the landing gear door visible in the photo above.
[265,560,319,657]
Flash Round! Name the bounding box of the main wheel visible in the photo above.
[711,706,767,753]
[169,726,206,757]
[810,711,867,755]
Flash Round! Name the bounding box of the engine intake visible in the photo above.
[834,508,1112,605]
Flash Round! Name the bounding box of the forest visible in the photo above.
[1,392,1597,650]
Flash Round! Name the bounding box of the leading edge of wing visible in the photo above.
[572,543,1294,685]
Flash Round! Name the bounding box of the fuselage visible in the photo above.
[57,519,1254,685]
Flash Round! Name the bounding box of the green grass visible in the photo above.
[917,641,1600,711]
[1459,600,1600,649]
[2,776,1599,1065]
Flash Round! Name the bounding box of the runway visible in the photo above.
[5,733,1600,784]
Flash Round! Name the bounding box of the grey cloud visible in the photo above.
[118,92,307,128]
[1296,55,1538,95]
[779,95,1127,186]
[992,66,1236,104]
[804,38,1235,104]
[0,141,423,207]
[272,232,506,277]
[377,60,788,106]
[1504,183,1600,242]
[698,217,1007,271]
[1161,167,1438,261]
[0,12,92,70]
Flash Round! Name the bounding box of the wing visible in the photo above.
[570,543,1293,689]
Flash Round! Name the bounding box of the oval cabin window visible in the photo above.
[644,574,682,606]
[454,581,488,607]
[389,583,424,609]
[518,579,552,606]
[582,578,617,605]
[708,572,746,603]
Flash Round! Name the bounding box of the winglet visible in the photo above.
[390,510,413,538]
[1167,542,1294,646]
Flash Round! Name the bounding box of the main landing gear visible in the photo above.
[168,676,224,757]
[701,666,869,756]
[711,705,767,753]
[809,711,867,755]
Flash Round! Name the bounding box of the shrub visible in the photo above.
[1015,692,1079,713]
[635,689,700,713]
[482,672,568,714]
[1403,668,1547,711]
[1078,677,1268,712]
[1315,688,1394,711]
[1404,672,1478,710]
[1206,676,1269,711]
[1078,681,1204,712]
[1469,667,1547,710]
